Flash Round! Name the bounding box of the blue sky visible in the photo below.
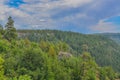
[5,0,25,8]
[0,0,120,33]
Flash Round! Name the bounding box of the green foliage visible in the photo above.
[17,75,32,80]
[0,56,7,80]
[0,24,4,35]
[4,16,18,41]
[48,45,56,56]
[99,67,115,80]
[10,75,32,80]
[17,30,120,72]
[99,68,107,80]
[80,52,97,80]
[0,28,119,79]
[0,36,118,80]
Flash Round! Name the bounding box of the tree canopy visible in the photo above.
[0,17,119,80]
[4,16,17,41]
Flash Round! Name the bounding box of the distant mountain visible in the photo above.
[17,30,120,72]
[99,33,120,44]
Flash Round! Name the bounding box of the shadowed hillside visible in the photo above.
[17,30,120,72]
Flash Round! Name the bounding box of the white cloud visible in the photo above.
[90,20,118,33]
[0,0,95,29]
[0,0,30,24]
[0,0,120,33]
[23,0,93,8]
[21,0,92,28]
[62,0,93,8]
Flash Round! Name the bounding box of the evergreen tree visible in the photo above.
[0,57,6,80]
[0,24,4,35]
[48,46,56,56]
[80,52,97,80]
[4,16,17,41]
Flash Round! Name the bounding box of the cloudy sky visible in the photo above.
[0,0,120,33]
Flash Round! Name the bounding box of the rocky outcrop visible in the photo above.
[58,51,72,59]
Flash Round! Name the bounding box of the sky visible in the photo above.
[0,0,120,33]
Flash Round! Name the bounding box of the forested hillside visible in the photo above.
[99,33,120,44]
[0,17,120,80]
[0,36,119,80]
[18,30,120,72]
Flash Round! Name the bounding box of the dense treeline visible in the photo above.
[0,34,119,80]
[0,16,17,41]
[98,33,120,44]
[0,17,120,80]
[17,30,120,72]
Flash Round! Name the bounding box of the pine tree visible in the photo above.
[48,46,56,57]
[4,16,18,41]
[0,57,6,80]
[80,52,97,80]
[0,24,4,35]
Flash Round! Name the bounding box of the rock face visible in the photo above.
[58,51,72,59]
